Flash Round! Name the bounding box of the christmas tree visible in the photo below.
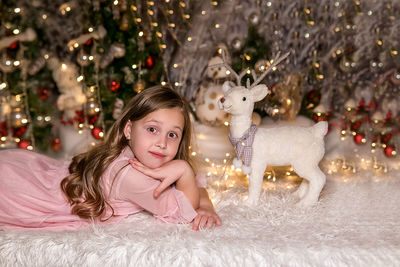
[0,0,399,165]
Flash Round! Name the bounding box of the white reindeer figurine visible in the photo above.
[217,52,328,206]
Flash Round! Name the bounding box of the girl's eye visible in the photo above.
[242,97,246,101]
[147,127,157,133]
[168,132,178,139]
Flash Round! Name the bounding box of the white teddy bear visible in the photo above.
[47,58,86,120]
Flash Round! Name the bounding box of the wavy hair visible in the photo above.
[61,85,193,220]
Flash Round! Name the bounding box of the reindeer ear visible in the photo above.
[222,81,231,94]
[251,84,269,102]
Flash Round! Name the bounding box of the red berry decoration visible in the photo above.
[13,126,27,137]
[108,80,121,92]
[384,145,396,158]
[37,87,50,101]
[91,127,104,139]
[354,132,366,145]
[18,139,31,149]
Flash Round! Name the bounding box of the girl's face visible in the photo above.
[124,107,185,169]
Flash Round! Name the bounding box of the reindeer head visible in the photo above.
[216,51,290,117]
[219,81,268,116]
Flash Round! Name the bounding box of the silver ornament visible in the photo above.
[231,37,243,51]
[249,12,260,25]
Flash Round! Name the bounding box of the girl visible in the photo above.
[0,85,221,231]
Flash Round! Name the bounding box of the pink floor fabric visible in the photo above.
[0,147,197,231]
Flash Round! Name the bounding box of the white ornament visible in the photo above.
[218,52,326,207]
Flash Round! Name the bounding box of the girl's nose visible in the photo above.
[220,97,225,103]
[156,136,167,149]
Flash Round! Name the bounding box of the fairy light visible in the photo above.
[14,7,21,13]
[13,29,20,35]
[136,18,142,23]
[77,75,84,82]
[0,82,7,90]
[42,14,48,20]
[138,31,144,37]
[132,64,137,69]
[161,81,166,86]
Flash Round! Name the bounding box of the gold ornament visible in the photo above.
[10,107,28,128]
[119,13,129,31]
[267,73,304,121]
[86,98,101,116]
[134,79,146,93]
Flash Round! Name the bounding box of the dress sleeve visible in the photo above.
[115,165,197,224]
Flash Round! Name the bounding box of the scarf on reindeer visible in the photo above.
[228,123,258,167]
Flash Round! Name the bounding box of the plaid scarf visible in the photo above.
[228,123,258,167]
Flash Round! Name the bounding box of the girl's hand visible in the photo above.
[129,158,190,198]
[192,206,222,231]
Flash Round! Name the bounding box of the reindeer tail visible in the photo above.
[312,121,328,138]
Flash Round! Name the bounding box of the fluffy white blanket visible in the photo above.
[1,171,400,266]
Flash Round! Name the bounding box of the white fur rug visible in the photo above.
[1,170,400,267]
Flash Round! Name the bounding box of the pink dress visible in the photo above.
[0,147,199,231]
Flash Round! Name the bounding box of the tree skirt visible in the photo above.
[1,171,399,266]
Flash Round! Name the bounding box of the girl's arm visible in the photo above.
[117,162,198,223]
[192,188,222,231]
[129,158,199,209]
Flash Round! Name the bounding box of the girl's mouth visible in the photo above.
[149,151,166,159]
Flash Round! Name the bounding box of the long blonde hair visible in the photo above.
[61,85,193,220]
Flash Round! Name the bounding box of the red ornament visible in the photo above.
[18,139,32,149]
[109,80,121,92]
[384,145,396,158]
[91,127,104,139]
[9,41,19,50]
[354,132,366,145]
[0,121,7,137]
[37,87,50,101]
[145,56,155,68]
[51,138,61,151]
[85,38,93,46]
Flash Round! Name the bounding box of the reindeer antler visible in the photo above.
[209,50,290,88]
[250,51,290,88]
[210,50,248,86]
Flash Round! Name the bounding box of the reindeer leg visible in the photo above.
[245,162,267,205]
[295,166,326,207]
[293,178,309,199]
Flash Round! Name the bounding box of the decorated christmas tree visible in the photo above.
[0,0,399,167]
